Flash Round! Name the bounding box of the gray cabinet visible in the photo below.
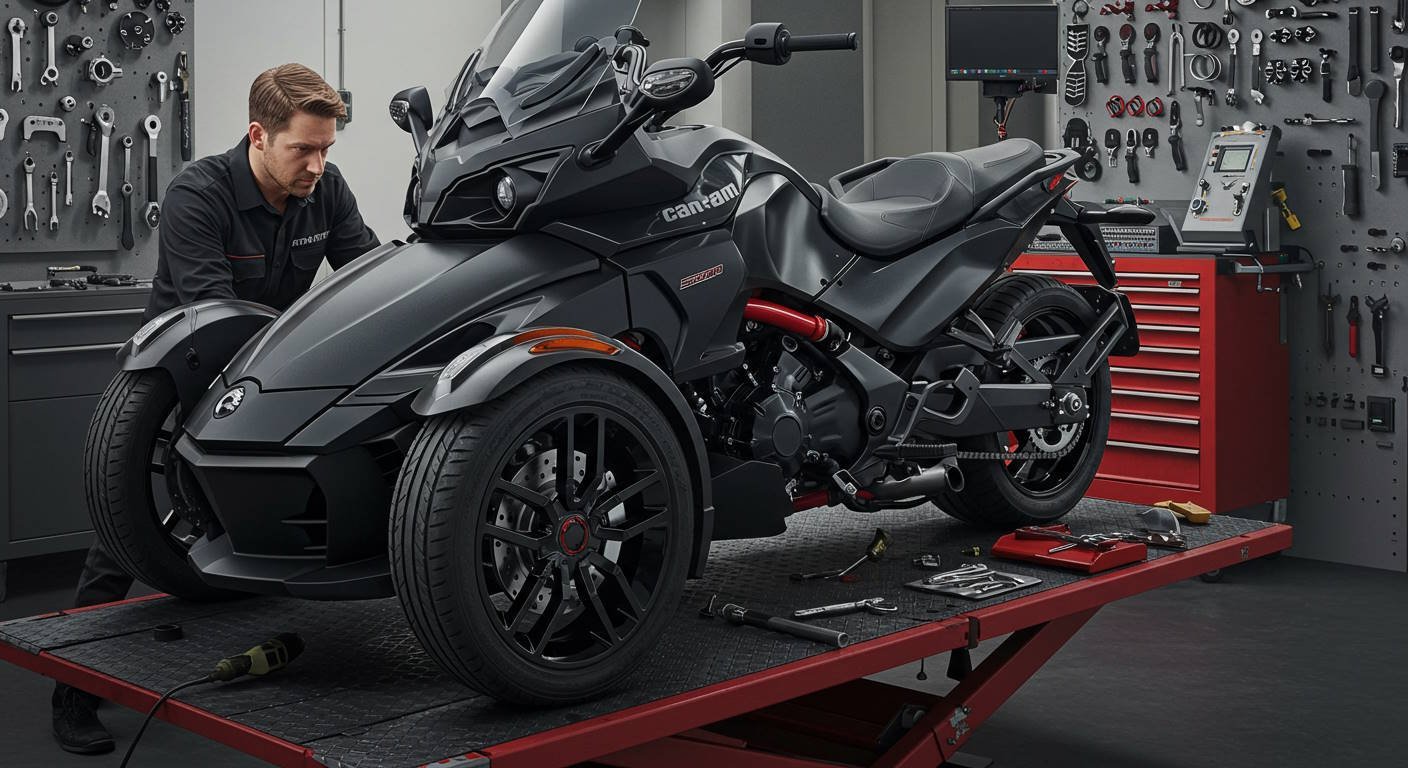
[1,287,150,596]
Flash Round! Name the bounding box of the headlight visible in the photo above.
[494,174,516,213]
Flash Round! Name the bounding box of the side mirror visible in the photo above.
[629,57,714,114]
[389,86,434,153]
[581,58,714,167]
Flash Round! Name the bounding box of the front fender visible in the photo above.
[413,328,715,578]
[119,299,279,413]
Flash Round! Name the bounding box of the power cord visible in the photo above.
[118,676,215,768]
[117,633,304,768]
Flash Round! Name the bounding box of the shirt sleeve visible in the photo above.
[324,174,381,269]
[157,183,237,304]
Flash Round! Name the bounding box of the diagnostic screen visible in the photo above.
[945,5,1059,83]
[1215,146,1254,173]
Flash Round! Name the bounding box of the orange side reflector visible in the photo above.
[512,327,597,345]
[528,338,620,356]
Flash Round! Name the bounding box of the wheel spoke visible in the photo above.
[578,414,610,509]
[598,505,668,542]
[556,415,576,503]
[574,562,622,645]
[494,478,552,511]
[525,565,573,654]
[592,470,660,515]
[589,552,644,620]
[1011,458,1035,483]
[484,524,551,552]
[503,560,553,633]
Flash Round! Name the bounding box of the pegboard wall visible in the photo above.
[1058,1,1404,570]
[0,0,192,268]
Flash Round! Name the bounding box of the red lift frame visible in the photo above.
[0,524,1289,768]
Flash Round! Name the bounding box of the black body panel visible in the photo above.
[730,174,855,301]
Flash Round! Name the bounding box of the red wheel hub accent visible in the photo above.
[558,515,590,555]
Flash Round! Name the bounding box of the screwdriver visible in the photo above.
[1343,133,1361,218]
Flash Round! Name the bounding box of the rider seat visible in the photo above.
[818,139,1046,258]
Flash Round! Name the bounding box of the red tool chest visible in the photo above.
[1010,253,1289,512]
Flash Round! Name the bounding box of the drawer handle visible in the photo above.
[1117,272,1201,280]
[1112,411,1200,425]
[1110,367,1200,379]
[1107,440,1201,456]
[1139,346,1200,356]
[1113,388,1200,402]
[10,342,125,357]
[1012,269,1094,278]
[1117,286,1200,295]
[12,308,146,322]
[1137,324,1199,333]
[1130,304,1200,313]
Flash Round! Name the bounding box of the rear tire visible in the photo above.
[390,365,694,705]
[85,369,235,601]
[936,274,1113,528]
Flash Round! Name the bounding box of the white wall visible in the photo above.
[194,0,501,244]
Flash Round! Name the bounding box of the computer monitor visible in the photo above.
[945,4,1059,85]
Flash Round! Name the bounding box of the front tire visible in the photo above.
[938,275,1113,528]
[85,369,234,601]
[390,365,694,705]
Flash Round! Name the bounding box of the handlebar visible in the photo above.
[783,32,858,54]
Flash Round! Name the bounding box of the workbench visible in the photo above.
[0,499,1289,768]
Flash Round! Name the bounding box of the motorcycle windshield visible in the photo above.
[444,0,640,132]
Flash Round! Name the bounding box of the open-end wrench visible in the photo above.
[90,106,114,218]
[22,157,38,231]
[1251,29,1266,104]
[1168,22,1184,95]
[1392,46,1406,128]
[142,115,162,228]
[120,135,134,249]
[40,11,58,86]
[63,150,73,206]
[1226,29,1241,106]
[47,173,57,231]
[8,18,26,92]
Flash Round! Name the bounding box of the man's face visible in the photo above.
[253,111,337,198]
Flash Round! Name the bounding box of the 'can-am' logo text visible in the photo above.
[660,183,740,222]
[680,265,724,290]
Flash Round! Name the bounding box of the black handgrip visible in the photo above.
[121,185,135,251]
[783,32,857,53]
[146,154,159,201]
[1144,48,1158,84]
[1342,164,1361,217]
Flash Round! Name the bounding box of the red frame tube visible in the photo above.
[744,299,828,342]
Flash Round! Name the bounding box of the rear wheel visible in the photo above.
[390,366,694,705]
[85,369,235,601]
[937,275,1112,528]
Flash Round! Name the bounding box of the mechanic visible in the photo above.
[51,63,380,756]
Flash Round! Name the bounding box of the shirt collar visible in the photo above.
[229,136,317,212]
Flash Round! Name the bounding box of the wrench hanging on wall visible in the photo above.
[1251,29,1266,104]
[1168,22,1185,94]
[142,115,162,228]
[8,17,26,92]
[89,105,115,218]
[1226,29,1241,106]
[1169,100,1188,170]
[120,135,134,249]
[39,11,59,86]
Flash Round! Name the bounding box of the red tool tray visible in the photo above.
[992,524,1148,573]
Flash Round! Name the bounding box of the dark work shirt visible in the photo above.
[145,137,380,320]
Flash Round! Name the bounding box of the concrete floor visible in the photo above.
[1,548,1404,767]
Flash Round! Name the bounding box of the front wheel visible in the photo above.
[84,369,235,601]
[937,274,1113,528]
[389,365,695,705]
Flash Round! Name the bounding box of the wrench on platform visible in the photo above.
[792,597,900,620]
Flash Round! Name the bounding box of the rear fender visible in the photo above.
[412,328,715,578]
[119,300,279,413]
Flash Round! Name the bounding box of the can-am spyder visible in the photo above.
[87,0,1148,705]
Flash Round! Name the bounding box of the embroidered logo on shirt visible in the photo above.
[291,230,330,248]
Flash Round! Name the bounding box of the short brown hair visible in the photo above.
[248,63,346,135]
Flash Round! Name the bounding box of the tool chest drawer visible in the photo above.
[8,344,125,401]
[1013,251,1288,511]
[8,308,145,351]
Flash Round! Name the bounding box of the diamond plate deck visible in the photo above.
[0,499,1277,767]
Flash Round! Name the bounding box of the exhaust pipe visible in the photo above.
[866,462,965,501]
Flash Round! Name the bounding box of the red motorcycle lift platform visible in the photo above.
[0,499,1289,768]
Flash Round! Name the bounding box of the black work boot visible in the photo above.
[51,683,115,755]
